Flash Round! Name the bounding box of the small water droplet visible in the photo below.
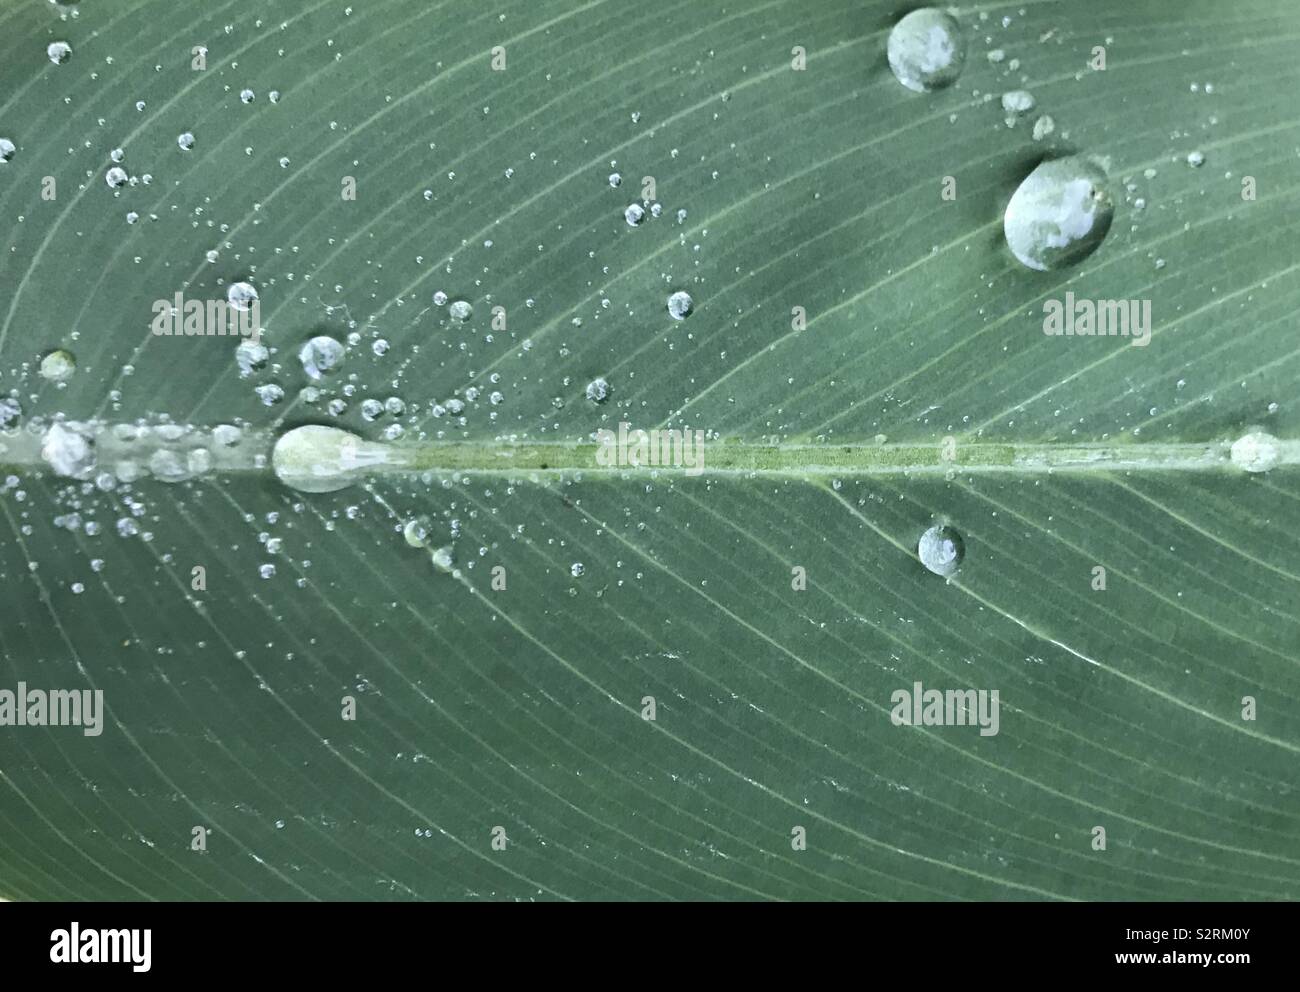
[0,138,15,163]
[448,299,473,321]
[177,131,196,151]
[1186,150,1206,168]
[47,41,72,65]
[624,203,645,226]
[105,166,128,189]
[585,377,611,403]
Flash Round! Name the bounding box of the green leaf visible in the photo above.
[0,0,1297,900]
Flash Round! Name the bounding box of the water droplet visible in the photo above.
[1004,156,1114,271]
[430,545,456,573]
[41,423,96,479]
[360,398,383,421]
[39,349,76,382]
[0,138,14,163]
[1001,89,1035,117]
[47,41,72,65]
[177,131,196,151]
[570,562,585,577]
[298,335,345,380]
[887,8,966,93]
[0,396,21,430]
[585,377,611,403]
[667,290,694,320]
[918,524,964,577]
[624,203,645,226]
[235,339,269,375]
[403,516,431,548]
[240,89,255,103]
[271,425,379,493]
[1186,150,1206,168]
[433,290,448,306]
[255,383,285,406]
[227,281,258,311]
[1230,430,1280,473]
[608,172,622,187]
[105,166,128,189]
[448,299,473,321]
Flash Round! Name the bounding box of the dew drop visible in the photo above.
[235,339,269,375]
[0,138,16,163]
[47,41,72,65]
[39,349,76,382]
[0,396,21,430]
[271,425,380,493]
[1230,430,1280,473]
[403,516,431,548]
[227,281,258,311]
[298,335,345,380]
[887,8,966,93]
[624,203,645,226]
[585,377,611,403]
[448,299,473,321]
[177,131,196,151]
[1004,156,1114,271]
[105,166,128,189]
[667,290,694,320]
[430,545,456,573]
[918,524,964,577]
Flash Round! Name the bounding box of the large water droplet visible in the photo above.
[1231,430,1280,473]
[887,9,965,93]
[1004,156,1114,271]
[47,41,72,65]
[918,524,964,577]
[271,425,384,493]
[0,138,15,164]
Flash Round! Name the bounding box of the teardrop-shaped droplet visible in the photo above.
[887,9,966,93]
[272,425,385,493]
[1004,156,1114,271]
